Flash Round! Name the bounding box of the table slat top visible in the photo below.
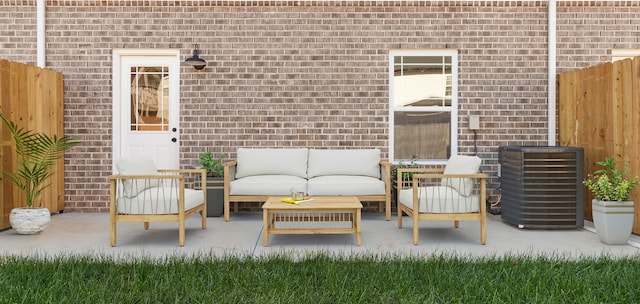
[263,196,362,210]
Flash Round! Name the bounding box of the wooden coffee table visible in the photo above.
[262,196,362,246]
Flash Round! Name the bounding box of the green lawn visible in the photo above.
[1,253,639,303]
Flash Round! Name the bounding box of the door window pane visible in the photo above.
[130,66,170,131]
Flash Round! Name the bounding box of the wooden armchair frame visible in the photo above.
[396,167,487,245]
[109,168,207,247]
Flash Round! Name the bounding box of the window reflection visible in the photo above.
[393,56,452,107]
[391,52,456,162]
[130,66,169,131]
[394,112,451,160]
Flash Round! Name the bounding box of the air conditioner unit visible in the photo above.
[499,146,584,229]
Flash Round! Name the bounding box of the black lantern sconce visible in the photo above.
[185,44,206,70]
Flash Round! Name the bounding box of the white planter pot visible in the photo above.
[591,199,634,245]
[9,207,51,235]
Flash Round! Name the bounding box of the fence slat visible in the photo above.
[559,56,640,234]
[0,60,65,230]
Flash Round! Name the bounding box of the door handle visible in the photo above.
[171,138,177,142]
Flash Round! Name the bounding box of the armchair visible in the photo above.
[396,155,487,245]
[109,156,207,247]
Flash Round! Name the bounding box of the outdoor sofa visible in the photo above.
[223,148,392,221]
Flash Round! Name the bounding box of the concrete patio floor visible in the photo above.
[1,211,639,260]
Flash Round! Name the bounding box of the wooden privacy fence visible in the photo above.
[0,60,65,230]
[559,56,640,235]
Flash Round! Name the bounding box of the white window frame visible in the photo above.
[612,49,640,62]
[389,49,459,165]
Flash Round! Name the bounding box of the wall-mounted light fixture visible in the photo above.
[185,44,206,70]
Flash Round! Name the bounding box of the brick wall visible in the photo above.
[1,0,639,212]
[556,2,640,70]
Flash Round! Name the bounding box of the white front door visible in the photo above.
[112,49,181,170]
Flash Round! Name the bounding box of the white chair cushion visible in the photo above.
[307,175,385,196]
[399,187,480,213]
[229,175,308,196]
[440,155,481,197]
[115,156,161,198]
[116,187,204,214]
[307,149,381,179]
[235,148,309,179]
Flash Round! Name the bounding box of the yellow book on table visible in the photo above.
[280,197,315,205]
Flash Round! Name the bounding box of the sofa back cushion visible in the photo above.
[440,155,482,197]
[235,148,309,179]
[115,156,161,198]
[307,149,381,179]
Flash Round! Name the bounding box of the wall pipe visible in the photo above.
[37,0,45,67]
[548,0,557,145]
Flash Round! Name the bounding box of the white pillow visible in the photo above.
[441,155,481,197]
[115,156,161,198]
[307,149,381,178]
[235,148,309,179]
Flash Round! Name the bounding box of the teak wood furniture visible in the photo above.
[262,196,362,246]
[109,157,207,247]
[224,148,391,222]
[397,155,487,245]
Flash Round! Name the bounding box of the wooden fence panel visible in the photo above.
[559,56,640,234]
[632,57,640,232]
[558,70,580,147]
[0,60,64,230]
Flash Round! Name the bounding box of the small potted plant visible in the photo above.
[391,154,418,184]
[197,152,224,217]
[583,156,638,245]
[0,112,81,234]
[390,155,418,209]
[198,151,224,177]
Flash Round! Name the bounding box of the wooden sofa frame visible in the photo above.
[223,160,392,222]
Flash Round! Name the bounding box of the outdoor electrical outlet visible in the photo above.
[469,115,480,130]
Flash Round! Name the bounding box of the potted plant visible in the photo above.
[390,155,418,210]
[0,112,81,234]
[391,154,418,185]
[199,151,224,177]
[583,156,638,245]
[197,152,224,217]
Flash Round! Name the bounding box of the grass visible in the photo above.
[1,253,640,303]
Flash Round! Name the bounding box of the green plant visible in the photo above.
[0,112,81,208]
[391,154,418,181]
[198,151,224,177]
[583,156,639,201]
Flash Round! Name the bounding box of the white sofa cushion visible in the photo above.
[307,175,385,196]
[307,149,381,179]
[398,187,480,213]
[116,187,204,214]
[440,155,481,197]
[235,148,309,179]
[115,156,161,198]
[230,175,308,196]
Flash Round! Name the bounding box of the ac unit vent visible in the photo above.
[499,146,584,229]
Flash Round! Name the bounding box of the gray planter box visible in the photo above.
[195,176,224,217]
[205,177,224,217]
